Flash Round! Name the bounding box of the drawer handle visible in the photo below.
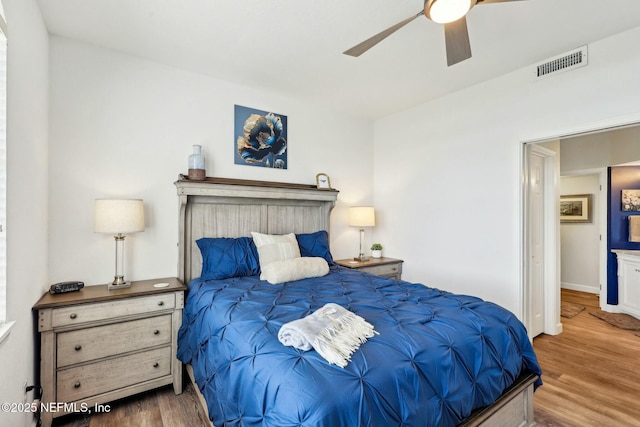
[74,381,81,389]
[74,345,82,351]
[158,301,164,306]
[153,362,159,368]
[154,330,160,335]
[69,313,77,319]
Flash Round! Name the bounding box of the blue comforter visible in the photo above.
[178,266,541,427]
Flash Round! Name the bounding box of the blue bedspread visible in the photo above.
[178,266,541,427]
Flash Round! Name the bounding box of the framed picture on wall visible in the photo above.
[234,105,288,169]
[560,194,592,223]
[621,189,640,212]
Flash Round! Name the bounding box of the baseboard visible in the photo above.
[600,302,622,313]
[561,282,599,294]
[554,321,563,335]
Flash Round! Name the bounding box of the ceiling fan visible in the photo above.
[343,0,525,66]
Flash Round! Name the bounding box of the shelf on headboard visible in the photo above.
[176,175,339,193]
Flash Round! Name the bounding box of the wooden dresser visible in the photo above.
[33,277,186,427]
[335,257,404,279]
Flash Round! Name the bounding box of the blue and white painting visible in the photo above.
[234,105,287,169]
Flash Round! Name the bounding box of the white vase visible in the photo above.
[372,250,382,259]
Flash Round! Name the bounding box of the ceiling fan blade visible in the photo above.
[343,11,424,57]
[444,17,472,66]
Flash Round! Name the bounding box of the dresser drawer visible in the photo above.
[362,263,402,278]
[51,293,175,328]
[57,346,171,402]
[57,315,172,367]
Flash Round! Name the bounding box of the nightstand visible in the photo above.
[33,277,187,427]
[335,257,403,279]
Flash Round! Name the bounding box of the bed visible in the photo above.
[175,177,542,427]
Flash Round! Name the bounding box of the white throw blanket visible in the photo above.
[278,303,378,368]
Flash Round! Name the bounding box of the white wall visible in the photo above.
[0,0,49,426]
[48,37,374,286]
[610,127,640,164]
[560,132,614,172]
[374,26,640,316]
[560,128,640,171]
[560,175,600,293]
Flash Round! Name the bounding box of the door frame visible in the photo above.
[520,113,640,338]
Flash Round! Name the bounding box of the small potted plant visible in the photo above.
[371,243,383,259]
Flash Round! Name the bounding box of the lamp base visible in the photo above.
[108,276,131,291]
[354,255,370,262]
[108,282,131,290]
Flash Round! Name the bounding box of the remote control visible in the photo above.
[49,281,85,295]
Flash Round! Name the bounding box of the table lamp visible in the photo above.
[349,206,375,262]
[94,199,145,290]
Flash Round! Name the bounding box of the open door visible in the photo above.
[523,143,562,338]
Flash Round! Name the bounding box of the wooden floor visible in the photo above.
[533,289,640,427]
[53,289,640,427]
[51,382,209,427]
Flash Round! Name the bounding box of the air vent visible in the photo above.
[535,46,588,78]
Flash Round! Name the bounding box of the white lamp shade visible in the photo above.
[349,206,375,227]
[94,199,145,234]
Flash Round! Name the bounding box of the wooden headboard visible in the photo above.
[175,177,339,284]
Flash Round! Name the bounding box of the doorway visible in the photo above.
[522,122,640,338]
[558,170,607,307]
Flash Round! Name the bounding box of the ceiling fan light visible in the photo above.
[426,0,473,24]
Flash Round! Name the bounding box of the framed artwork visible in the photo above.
[560,194,592,223]
[315,173,331,190]
[234,105,288,169]
[621,189,640,212]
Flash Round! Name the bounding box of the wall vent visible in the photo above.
[535,45,588,78]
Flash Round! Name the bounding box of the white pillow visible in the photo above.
[250,232,301,278]
[261,257,329,285]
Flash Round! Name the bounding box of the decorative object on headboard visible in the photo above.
[188,144,206,180]
[175,177,338,283]
[234,105,288,169]
[349,206,375,262]
[315,173,331,190]
[94,199,145,290]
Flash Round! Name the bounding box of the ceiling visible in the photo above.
[36,0,640,120]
